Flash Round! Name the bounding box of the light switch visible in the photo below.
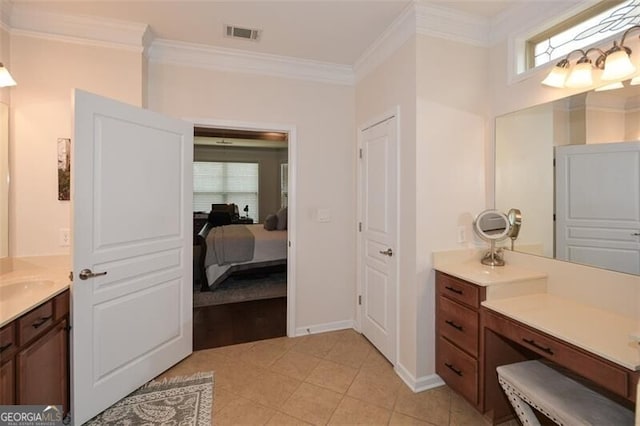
[317,208,331,223]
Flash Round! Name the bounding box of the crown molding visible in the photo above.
[148,39,354,86]
[353,1,416,83]
[10,6,150,53]
[0,0,11,33]
[415,2,491,47]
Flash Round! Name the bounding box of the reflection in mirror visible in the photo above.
[0,102,7,258]
[496,83,640,275]
[473,209,511,267]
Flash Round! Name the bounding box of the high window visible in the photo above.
[528,0,638,69]
[193,161,259,217]
[280,163,288,208]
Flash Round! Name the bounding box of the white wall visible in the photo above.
[9,35,145,257]
[415,34,487,378]
[495,103,554,257]
[356,37,418,378]
[148,62,356,331]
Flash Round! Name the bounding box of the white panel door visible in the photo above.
[359,116,397,364]
[71,89,193,424]
[556,141,640,275]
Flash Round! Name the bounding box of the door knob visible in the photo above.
[379,248,393,257]
[79,268,107,280]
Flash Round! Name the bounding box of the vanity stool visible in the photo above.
[496,360,634,425]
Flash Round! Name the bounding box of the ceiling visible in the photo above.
[11,0,518,65]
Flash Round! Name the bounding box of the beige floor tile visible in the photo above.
[263,335,304,351]
[346,367,403,409]
[292,332,341,358]
[361,346,395,371]
[270,349,323,381]
[267,411,313,425]
[214,396,276,425]
[236,369,301,409]
[212,387,240,414]
[209,341,256,359]
[325,335,372,369]
[280,382,344,426]
[388,411,434,425]
[210,356,265,393]
[394,385,451,426]
[327,396,391,425]
[305,359,359,394]
[449,392,489,426]
[240,340,289,368]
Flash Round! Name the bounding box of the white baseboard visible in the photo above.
[395,362,445,392]
[294,320,355,337]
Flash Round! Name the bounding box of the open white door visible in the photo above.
[71,89,193,424]
[359,115,398,364]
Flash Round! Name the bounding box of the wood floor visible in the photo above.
[193,297,287,350]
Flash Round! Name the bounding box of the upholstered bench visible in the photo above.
[496,360,634,425]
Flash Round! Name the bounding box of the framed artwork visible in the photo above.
[57,138,70,201]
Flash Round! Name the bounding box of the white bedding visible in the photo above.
[206,224,287,287]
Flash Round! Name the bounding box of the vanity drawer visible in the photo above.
[436,272,480,309]
[483,309,628,397]
[54,290,70,320]
[436,335,478,405]
[437,296,478,357]
[0,322,16,360]
[18,301,54,346]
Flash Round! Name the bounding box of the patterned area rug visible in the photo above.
[85,372,214,425]
[194,271,286,307]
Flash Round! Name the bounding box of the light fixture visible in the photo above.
[0,63,16,87]
[542,49,606,89]
[542,25,640,89]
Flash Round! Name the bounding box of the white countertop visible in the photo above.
[0,258,71,328]
[434,260,547,287]
[483,293,640,371]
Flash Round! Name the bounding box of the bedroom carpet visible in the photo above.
[193,271,286,307]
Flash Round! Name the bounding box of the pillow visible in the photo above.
[263,214,278,231]
[276,207,287,230]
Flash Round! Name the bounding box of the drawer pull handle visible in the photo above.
[522,338,554,355]
[445,362,463,377]
[0,342,12,353]
[444,286,463,295]
[445,320,463,331]
[32,315,53,329]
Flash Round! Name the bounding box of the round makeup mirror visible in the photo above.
[473,209,511,266]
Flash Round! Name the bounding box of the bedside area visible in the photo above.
[433,249,639,424]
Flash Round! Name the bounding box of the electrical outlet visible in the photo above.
[457,226,466,243]
[59,228,70,246]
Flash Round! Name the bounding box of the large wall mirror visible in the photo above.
[0,102,8,258]
[495,84,640,276]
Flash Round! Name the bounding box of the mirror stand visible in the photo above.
[481,240,504,266]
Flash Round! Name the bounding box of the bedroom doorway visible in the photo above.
[189,121,296,349]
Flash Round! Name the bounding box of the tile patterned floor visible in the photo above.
[156,329,517,425]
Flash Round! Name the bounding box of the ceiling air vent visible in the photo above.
[225,25,261,42]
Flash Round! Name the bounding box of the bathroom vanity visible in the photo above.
[0,258,71,415]
[434,251,639,423]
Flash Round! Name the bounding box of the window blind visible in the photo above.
[193,161,259,218]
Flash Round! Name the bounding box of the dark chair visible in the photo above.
[207,210,232,227]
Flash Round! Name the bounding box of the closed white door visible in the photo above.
[555,141,640,275]
[359,115,398,364]
[71,89,193,424]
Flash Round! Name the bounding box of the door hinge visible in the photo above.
[358,222,362,232]
[68,271,73,282]
[553,213,556,221]
[288,240,291,247]
[553,158,556,167]
[358,295,362,305]
[359,148,362,159]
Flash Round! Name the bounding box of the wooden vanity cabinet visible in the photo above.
[0,290,69,413]
[435,271,486,409]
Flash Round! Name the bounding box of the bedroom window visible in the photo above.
[193,161,259,217]
[527,0,637,69]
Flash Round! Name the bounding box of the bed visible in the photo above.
[196,222,287,291]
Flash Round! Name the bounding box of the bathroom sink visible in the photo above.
[0,279,56,301]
